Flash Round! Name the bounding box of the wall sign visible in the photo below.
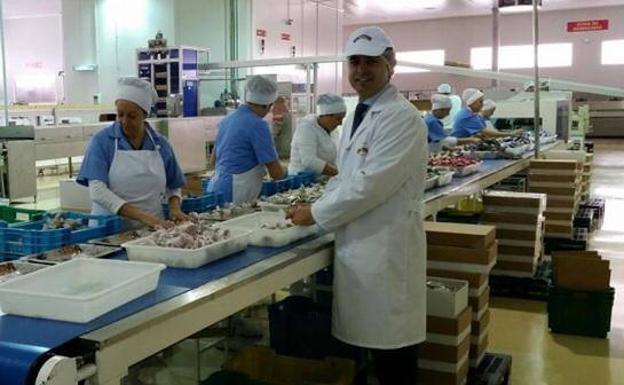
[256,29,267,38]
[280,33,291,41]
[567,19,609,32]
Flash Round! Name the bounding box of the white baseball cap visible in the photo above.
[462,88,485,106]
[245,75,278,106]
[345,26,394,57]
[116,77,158,113]
[437,83,452,94]
[482,99,497,111]
[317,93,346,116]
[431,94,453,110]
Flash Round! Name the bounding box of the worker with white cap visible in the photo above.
[207,75,285,204]
[480,99,497,129]
[288,93,346,176]
[436,83,462,129]
[426,94,480,152]
[287,25,427,385]
[77,77,187,229]
[453,90,522,138]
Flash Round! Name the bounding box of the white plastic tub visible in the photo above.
[0,258,164,323]
[426,277,469,318]
[436,171,455,187]
[257,201,289,213]
[454,162,482,177]
[222,212,318,247]
[425,176,438,191]
[123,228,252,269]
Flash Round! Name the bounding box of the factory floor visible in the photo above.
[12,140,624,385]
[489,139,624,385]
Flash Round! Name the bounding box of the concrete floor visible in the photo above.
[489,139,624,385]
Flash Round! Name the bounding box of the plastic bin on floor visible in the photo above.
[223,346,355,385]
[0,206,46,224]
[268,296,362,361]
[548,286,614,338]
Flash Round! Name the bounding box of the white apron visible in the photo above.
[92,129,166,230]
[232,164,266,204]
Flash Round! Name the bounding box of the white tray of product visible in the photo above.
[222,212,318,248]
[123,225,252,269]
[435,171,455,187]
[0,258,164,323]
[426,277,469,318]
[257,201,290,213]
[503,145,527,158]
[425,175,439,191]
[453,162,482,177]
[23,244,122,265]
[471,150,501,160]
[0,261,48,284]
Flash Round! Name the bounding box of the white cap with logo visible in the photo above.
[462,88,485,106]
[431,94,453,110]
[345,26,394,57]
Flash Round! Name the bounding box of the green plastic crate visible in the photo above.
[548,286,614,338]
[0,206,46,224]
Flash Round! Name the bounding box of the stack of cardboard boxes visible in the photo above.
[582,153,594,201]
[420,277,471,385]
[482,191,547,277]
[425,222,497,369]
[528,159,583,239]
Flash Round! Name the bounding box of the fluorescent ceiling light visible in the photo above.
[353,0,446,13]
[499,0,541,13]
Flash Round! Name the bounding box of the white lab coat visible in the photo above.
[441,94,462,129]
[288,115,337,175]
[311,85,427,349]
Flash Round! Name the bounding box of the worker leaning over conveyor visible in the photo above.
[77,77,188,230]
[452,88,522,139]
[426,93,480,153]
[288,25,427,385]
[436,82,462,129]
[207,75,286,204]
[288,93,347,177]
[480,99,498,130]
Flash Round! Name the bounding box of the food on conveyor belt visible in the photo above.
[197,203,257,221]
[26,244,122,263]
[428,153,479,168]
[140,221,231,249]
[42,212,88,230]
[0,261,46,283]
[260,222,295,230]
[462,138,502,152]
[260,184,325,206]
[91,229,152,246]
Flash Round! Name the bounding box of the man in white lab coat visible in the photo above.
[288,26,427,385]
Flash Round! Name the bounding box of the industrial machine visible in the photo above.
[137,33,209,118]
[493,91,572,141]
[0,125,37,201]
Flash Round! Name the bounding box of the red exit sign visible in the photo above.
[567,19,609,32]
[256,29,267,38]
[280,33,291,41]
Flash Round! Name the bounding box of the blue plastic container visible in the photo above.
[0,212,121,260]
[162,192,222,217]
[297,171,317,186]
[260,181,278,198]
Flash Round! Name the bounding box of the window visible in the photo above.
[394,50,445,73]
[471,43,573,70]
[602,40,624,65]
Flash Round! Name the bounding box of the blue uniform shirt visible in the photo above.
[77,121,186,190]
[425,113,446,143]
[451,107,486,138]
[210,105,278,203]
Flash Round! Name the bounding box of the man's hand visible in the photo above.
[322,163,339,177]
[286,204,316,226]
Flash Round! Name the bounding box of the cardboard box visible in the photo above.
[498,244,540,257]
[427,270,488,290]
[530,159,580,170]
[469,286,490,313]
[528,186,578,196]
[471,310,491,337]
[496,228,540,241]
[527,173,578,183]
[544,211,575,222]
[427,277,469,319]
[552,251,600,259]
[494,260,537,273]
[481,212,542,225]
[482,191,547,210]
[543,150,587,163]
[545,223,574,235]
[553,255,611,290]
[425,223,496,249]
[470,334,489,359]
[427,242,497,265]
[421,335,471,363]
[427,307,472,336]
[418,358,469,385]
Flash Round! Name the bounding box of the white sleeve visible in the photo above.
[89,179,126,214]
[292,122,327,174]
[166,188,182,200]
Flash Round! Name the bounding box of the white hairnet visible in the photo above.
[116,77,157,113]
[317,93,346,116]
[431,94,452,110]
[482,99,496,111]
[245,75,278,105]
[437,83,452,94]
[345,26,394,57]
[462,88,485,106]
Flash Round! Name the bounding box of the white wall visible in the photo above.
[344,6,624,96]
[252,0,343,94]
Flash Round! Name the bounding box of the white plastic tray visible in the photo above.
[425,176,438,191]
[123,227,252,269]
[436,171,455,187]
[0,261,48,283]
[0,258,164,323]
[222,212,318,247]
[454,162,482,177]
[257,201,289,213]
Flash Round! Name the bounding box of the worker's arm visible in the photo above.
[265,160,286,180]
[457,137,481,145]
[480,127,522,138]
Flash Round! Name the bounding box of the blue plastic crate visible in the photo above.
[297,171,317,186]
[276,177,292,193]
[0,212,121,260]
[260,181,278,198]
[201,177,211,192]
[162,192,222,217]
[288,174,304,189]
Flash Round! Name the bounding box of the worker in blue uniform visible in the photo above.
[426,94,479,152]
[452,88,522,138]
[77,77,187,230]
[208,75,285,204]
